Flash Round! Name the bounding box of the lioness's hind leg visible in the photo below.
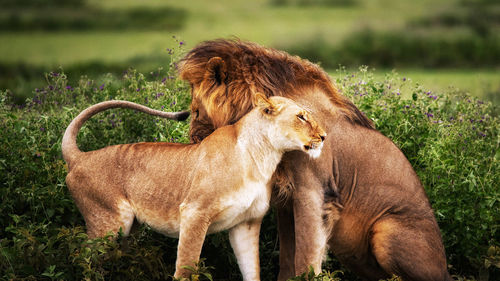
[80,200,135,239]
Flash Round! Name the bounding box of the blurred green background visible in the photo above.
[1,0,499,104]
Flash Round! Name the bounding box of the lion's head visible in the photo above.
[179,38,373,143]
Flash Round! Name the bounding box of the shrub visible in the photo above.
[269,0,356,6]
[0,65,498,280]
[409,0,500,37]
[0,0,85,8]
[283,30,500,68]
[0,7,187,31]
[0,53,178,104]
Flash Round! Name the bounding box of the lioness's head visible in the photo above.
[253,93,326,158]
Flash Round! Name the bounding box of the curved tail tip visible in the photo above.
[176,111,190,121]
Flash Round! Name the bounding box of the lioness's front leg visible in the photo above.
[292,177,328,276]
[175,204,211,278]
[229,218,263,281]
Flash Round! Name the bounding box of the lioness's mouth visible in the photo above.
[304,142,320,151]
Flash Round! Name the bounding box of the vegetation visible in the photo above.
[1,0,498,103]
[269,0,356,6]
[1,0,498,279]
[285,30,500,69]
[283,0,500,69]
[0,64,498,280]
[0,7,186,32]
[0,0,85,8]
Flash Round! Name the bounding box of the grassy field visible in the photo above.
[1,31,173,65]
[0,0,498,101]
[1,0,499,103]
[1,0,461,64]
[366,69,500,102]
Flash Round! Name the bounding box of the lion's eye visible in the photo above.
[297,114,306,122]
[194,109,200,118]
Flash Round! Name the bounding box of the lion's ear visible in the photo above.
[204,57,227,85]
[254,93,277,115]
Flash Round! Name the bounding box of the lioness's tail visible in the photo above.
[62,100,190,164]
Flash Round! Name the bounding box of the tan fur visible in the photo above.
[62,95,326,280]
[179,39,452,281]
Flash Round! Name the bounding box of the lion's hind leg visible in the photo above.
[371,217,452,281]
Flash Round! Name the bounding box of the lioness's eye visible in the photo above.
[297,114,306,122]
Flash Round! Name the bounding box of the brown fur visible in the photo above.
[62,96,326,280]
[180,39,452,281]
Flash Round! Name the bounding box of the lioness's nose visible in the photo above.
[319,134,326,142]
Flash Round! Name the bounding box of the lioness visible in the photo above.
[179,39,452,281]
[61,95,326,280]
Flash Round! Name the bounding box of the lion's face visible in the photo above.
[254,94,326,158]
[188,82,253,143]
[185,55,256,143]
[189,94,216,143]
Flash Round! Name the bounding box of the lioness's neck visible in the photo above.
[235,111,284,182]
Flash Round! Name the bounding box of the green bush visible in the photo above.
[0,53,180,104]
[0,65,498,280]
[284,30,500,68]
[0,0,85,8]
[269,0,356,6]
[409,0,500,37]
[0,7,187,31]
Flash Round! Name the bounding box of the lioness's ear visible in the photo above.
[204,57,227,85]
[254,93,277,115]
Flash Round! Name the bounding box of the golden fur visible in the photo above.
[179,39,452,281]
[62,95,326,280]
[179,39,373,143]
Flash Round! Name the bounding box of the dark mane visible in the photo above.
[179,38,374,129]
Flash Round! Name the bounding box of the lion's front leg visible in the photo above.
[292,179,328,276]
[174,205,211,279]
[229,218,263,281]
[277,200,295,281]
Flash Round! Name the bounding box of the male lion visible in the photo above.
[179,39,452,281]
[61,96,326,280]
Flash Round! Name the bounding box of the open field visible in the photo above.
[1,0,498,102]
[367,69,500,102]
[0,0,460,65]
